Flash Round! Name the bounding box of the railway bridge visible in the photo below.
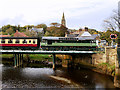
[0,48,120,88]
[0,50,96,69]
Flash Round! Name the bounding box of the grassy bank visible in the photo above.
[1,54,53,62]
[29,54,52,61]
[74,62,115,76]
[0,54,14,59]
[97,63,115,76]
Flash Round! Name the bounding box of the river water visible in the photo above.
[0,63,116,89]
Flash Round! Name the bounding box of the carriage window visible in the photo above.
[29,40,31,43]
[23,39,27,43]
[15,40,19,43]
[8,39,12,43]
[1,39,5,43]
[33,40,36,44]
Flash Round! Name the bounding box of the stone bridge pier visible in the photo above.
[114,48,120,88]
[14,54,23,67]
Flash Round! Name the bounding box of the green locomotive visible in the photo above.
[41,37,98,51]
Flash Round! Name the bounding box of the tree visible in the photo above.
[45,22,68,37]
[88,29,98,34]
[6,27,14,35]
[2,24,11,32]
[25,29,36,37]
[103,10,120,31]
[24,25,34,30]
[50,22,60,27]
[59,25,68,36]
[35,24,47,34]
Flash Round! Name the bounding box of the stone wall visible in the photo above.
[92,47,117,66]
[57,47,118,73]
[56,47,120,87]
[56,47,118,74]
[56,54,72,68]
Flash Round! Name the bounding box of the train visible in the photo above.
[0,37,98,51]
[0,37,40,50]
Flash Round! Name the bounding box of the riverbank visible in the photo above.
[73,62,115,77]
[1,64,116,88]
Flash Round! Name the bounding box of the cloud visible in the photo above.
[0,0,119,30]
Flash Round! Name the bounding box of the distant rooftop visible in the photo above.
[31,27,43,32]
[81,31,92,37]
[14,30,28,37]
[0,35,10,37]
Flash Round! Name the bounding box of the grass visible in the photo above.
[98,63,115,76]
[29,54,52,61]
[1,54,52,62]
[0,54,14,58]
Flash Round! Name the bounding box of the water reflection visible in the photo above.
[21,68,54,78]
[1,64,116,89]
[2,66,73,88]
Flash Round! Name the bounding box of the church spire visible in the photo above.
[61,12,66,27]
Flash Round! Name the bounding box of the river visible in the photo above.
[0,63,116,89]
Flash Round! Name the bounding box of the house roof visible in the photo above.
[31,28,43,32]
[0,35,10,37]
[14,30,28,37]
[80,31,92,37]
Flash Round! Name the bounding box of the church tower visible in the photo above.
[61,12,66,27]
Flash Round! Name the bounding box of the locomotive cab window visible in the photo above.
[23,39,27,43]
[15,39,19,43]
[8,39,13,43]
[1,39,5,43]
[47,40,52,45]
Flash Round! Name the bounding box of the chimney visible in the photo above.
[79,28,82,32]
[85,27,88,31]
[16,30,19,33]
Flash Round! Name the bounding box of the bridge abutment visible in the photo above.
[56,47,120,88]
[114,48,120,88]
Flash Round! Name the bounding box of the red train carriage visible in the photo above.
[0,37,40,50]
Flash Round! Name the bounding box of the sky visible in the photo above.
[0,0,119,31]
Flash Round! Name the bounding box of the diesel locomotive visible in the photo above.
[41,37,98,51]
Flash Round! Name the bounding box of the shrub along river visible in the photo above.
[0,59,117,89]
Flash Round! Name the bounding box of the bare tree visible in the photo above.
[103,9,120,32]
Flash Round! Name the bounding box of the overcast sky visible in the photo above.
[0,0,119,31]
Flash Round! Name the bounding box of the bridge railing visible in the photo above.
[41,47,99,51]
